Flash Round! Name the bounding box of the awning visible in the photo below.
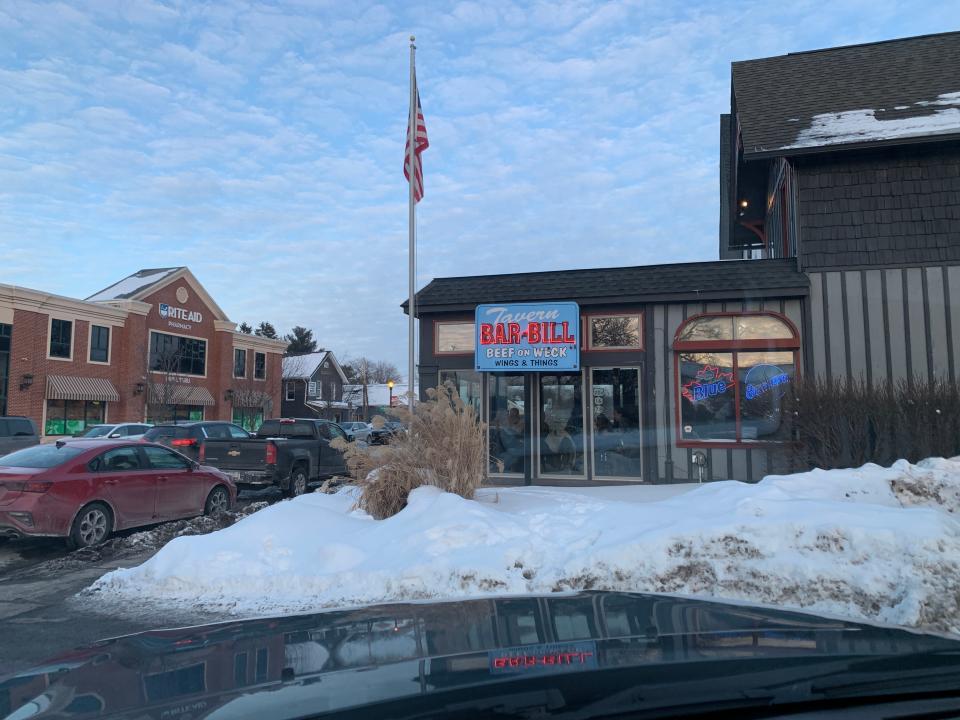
[46,375,120,403]
[149,384,216,407]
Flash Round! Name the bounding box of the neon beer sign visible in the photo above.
[475,302,580,372]
[682,365,734,403]
[744,364,790,400]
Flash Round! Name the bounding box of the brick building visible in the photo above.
[0,267,286,436]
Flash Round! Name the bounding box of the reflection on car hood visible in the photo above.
[3,591,960,719]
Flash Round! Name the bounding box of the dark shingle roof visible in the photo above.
[733,32,960,157]
[408,258,807,312]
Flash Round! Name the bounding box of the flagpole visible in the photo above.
[407,35,417,407]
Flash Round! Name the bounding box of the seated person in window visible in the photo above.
[491,410,524,473]
[541,413,577,473]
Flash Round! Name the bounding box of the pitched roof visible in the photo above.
[732,32,960,157]
[86,267,185,301]
[282,351,347,384]
[409,258,807,312]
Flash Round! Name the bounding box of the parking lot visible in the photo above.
[0,488,285,674]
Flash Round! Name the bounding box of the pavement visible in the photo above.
[0,489,286,675]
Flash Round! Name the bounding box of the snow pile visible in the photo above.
[88,458,960,634]
[785,92,960,149]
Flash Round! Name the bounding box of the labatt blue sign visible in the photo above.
[475,302,580,372]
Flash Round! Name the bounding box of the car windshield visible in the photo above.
[82,426,114,438]
[0,444,86,468]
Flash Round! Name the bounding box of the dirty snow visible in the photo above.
[88,459,960,635]
[785,92,960,149]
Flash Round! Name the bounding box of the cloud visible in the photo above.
[0,0,952,376]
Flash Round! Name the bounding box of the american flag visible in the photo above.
[404,78,429,203]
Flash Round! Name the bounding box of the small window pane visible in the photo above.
[49,319,72,358]
[677,316,733,342]
[735,315,795,340]
[590,315,642,348]
[234,349,246,377]
[90,325,110,363]
[255,353,266,379]
[738,351,796,441]
[436,322,475,353]
[679,352,736,441]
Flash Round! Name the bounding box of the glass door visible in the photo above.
[487,373,526,475]
[590,368,643,480]
[537,372,586,478]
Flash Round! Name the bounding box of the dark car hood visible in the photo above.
[3,591,959,719]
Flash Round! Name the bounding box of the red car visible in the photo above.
[0,440,236,549]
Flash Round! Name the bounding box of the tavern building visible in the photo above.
[0,267,285,436]
[407,32,960,485]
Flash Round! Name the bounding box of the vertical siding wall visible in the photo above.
[806,267,959,382]
[650,297,803,483]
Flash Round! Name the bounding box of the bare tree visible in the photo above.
[230,375,274,431]
[346,356,400,384]
[147,340,189,423]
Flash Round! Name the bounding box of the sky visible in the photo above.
[1,1,957,379]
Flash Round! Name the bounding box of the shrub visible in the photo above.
[783,375,960,470]
[332,383,491,519]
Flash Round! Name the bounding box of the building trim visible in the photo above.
[0,284,129,325]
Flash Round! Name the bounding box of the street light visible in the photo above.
[387,379,395,407]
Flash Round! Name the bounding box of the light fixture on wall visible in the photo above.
[19,373,33,391]
[134,382,145,395]
[224,389,235,402]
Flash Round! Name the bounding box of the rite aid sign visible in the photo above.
[475,302,580,372]
[159,303,202,323]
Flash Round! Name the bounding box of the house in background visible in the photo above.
[341,382,418,421]
[281,350,349,422]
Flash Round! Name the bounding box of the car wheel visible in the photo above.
[204,485,230,516]
[68,503,112,550]
[286,465,308,498]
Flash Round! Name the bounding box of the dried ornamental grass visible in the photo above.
[331,383,494,519]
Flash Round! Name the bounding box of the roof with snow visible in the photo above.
[733,32,960,157]
[86,267,185,301]
[409,258,807,311]
[282,351,347,383]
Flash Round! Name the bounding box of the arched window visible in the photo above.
[674,312,800,446]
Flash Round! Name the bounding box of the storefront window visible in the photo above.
[488,373,525,474]
[435,321,475,354]
[591,368,642,478]
[146,405,204,424]
[439,370,481,414]
[233,408,263,432]
[674,313,799,446]
[539,373,584,476]
[45,400,105,436]
[588,314,643,350]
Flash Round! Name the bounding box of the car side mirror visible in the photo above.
[190,461,200,471]
[109,432,121,438]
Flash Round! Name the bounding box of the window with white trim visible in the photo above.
[285,382,295,401]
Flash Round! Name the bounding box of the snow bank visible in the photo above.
[88,458,960,635]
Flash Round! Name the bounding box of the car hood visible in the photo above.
[3,591,960,719]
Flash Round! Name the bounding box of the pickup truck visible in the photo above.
[201,418,351,497]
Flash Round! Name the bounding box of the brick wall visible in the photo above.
[796,142,960,269]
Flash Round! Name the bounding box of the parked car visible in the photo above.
[0,416,39,455]
[202,418,350,497]
[369,420,406,445]
[0,440,235,548]
[142,421,251,461]
[82,423,153,440]
[340,421,373,442]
